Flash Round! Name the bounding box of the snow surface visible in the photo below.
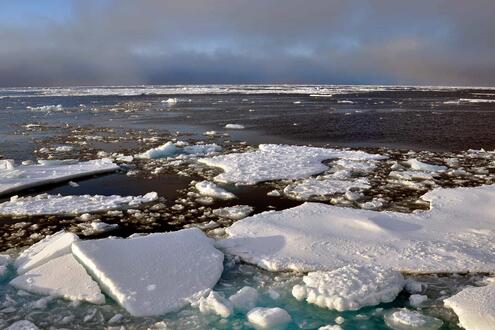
[247,307,292,328]
[443,284,495,330]
[10,254,105,304]
[292,265,404,311]
[212,205,254,220]
[384,309,443,330]
[0,192,157,216]
[218,184,495,273]
[199,144,386,185]
[0,159,119,196]
[195,181,236,200]
[71,228,224,317]
[15,231,79,274]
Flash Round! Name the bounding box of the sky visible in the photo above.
[0,0,494,87]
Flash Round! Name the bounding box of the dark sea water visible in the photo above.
[0,85,494,329]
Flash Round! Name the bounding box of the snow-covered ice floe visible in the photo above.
[0,192,158,216]
[283,177,370,200]
[443,284,495,330]
[246,307,292,329]
[0,159,119,196]
[384,309,443,330]
[195,181,236,200]
[72,228,224,317]
[212,205,254,220]
[224,124,245,129]
[199,144,386,185]
[135,141,221,159]
[218,184,495,273]
[292,265,404,311]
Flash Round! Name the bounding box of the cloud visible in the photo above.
[0,0,494,86]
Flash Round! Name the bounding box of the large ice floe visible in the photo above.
[0,192,158,216]
[0,159,119,196]
[198,144,386,185]
[443,284,495,330]
[218,184,495,273]
[72,228,224,317]
[291,264,404,311]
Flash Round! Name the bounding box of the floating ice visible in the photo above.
[212,205,254,220]
[162,98,178,104]
[459,98,495,103]
[10,254,105,304]
[409,294,428,307]
[0,192,158,216]
[283,177,370,200]
[405,159,447,172]
[135,141,221,159]
[319,326,343,330]
[71,228,224,317]
[6,320,40,330]
[193,291,233,318]
[384,309,443,330]
[15,231,79,274]
[0,159,119,196]
[0,254,11,278]
[228,286,258,312]
[183,143,222,155]
[443,284,495,330]
[27,104,63,112]
[199,144,386,185]
[135,142,177,159]
[79,221,119,236]
[218,184,495,273]
[195,181,236,200]
[224,124,245,129]
[247,307,292,329]
[292,265,404,311]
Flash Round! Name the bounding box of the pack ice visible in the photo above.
[0,159,119,196]
[72,228,224,317]
[0,192,157,216]
[199,144,386,185]
[218,184,495,273]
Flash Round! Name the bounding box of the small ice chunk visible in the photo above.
[292,265,404,311]
[55,145,74,152]
[0,159,15,170]
[6,320,40,330]
[212,205,254,220]
[229,286,258,312]
[183,143,222,155]
[283,177,370,200]
[384,309,443,330]
[10,254,105,304]
[319,326,343,330]
[162,98,177,104]
[27,104,64,112]
[71,228,224,317]
[195,181,236,200]
[443,284,495,330]
[406,159,447,172]
[80,221,119,236]
[409,294,428,307]
[247,307,292,328]
[224,124,245,129]
[0,192,158,216]
[135,142,177,159]
[194,291,233,318]
[15,230,79,274]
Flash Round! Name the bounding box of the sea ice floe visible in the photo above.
[71,228,224,317]
[198,144,386,185]
[212,205,254,220]
[135,141,177,159]
[384,309,443,330]
[195,181,236,200]
[246,307,292,329]
[6,320,40,330]
[10,254,105,304]
[224,124,245,129]
[0,159,119,196]
[405,159,447,172]
[193,291,233,318]
[283,177,370,201]
[15,231,79,274]
[135,141,221,159]
[228,286,258,312]
[292,265,404,311]
[0,192,158,216]
[27,104,64,112]
[443,284,495,330]
[218,184,495,273]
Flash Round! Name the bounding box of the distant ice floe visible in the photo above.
[217,184,495,273]
[0,159,119,196]
[199,144,386,185]
[162,98,178,105]
[224,124,245,129]
[135,141,221,159]
[26,104,64,112]
[292,264,404,311]
[0,192,158,216]
[443,284,495,330]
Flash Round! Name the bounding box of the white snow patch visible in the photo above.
[0,159,119,196]
[15,231,79,274]
[198,144,386,185]
[195,181,236,200]
[71,228,224,317]
[443,284,495,330]
[218,184,495,273]
[10,254,105,304]
[247,307,292,328]
[212,205,254,220]
[292,265,403,311]
[0,192,158,216]
[224,124,245,129]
